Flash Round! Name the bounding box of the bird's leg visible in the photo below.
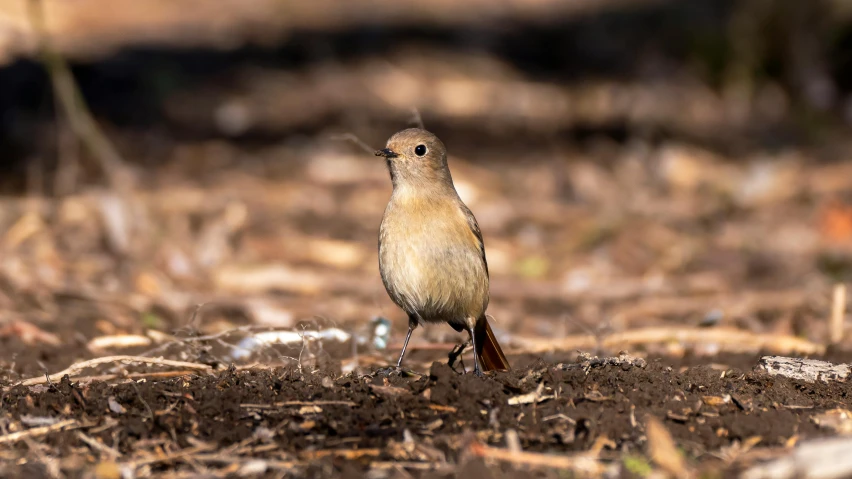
[394,314,419,368]
[396,326,414,368]
[374,318,418,377]
[468,326,483,377]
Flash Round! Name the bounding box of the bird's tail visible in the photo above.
[474,317,510,372]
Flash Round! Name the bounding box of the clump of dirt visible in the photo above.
[1,354,849,478]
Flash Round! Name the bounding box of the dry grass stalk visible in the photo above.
[510,326,825,356]
[330,133,377,156]
[27,0,132,192]
[370,461,443,471]
[468,440,606,474]
[830,283,847,344]
[299,448,382,460]
[75,431,121,459]
[240,400,357,408]
[43,369,203,385]
[87,334,153,351]
[124,445,216,468]
[0,419,80,444]
[191,454,301,470]
[18,355,213,386]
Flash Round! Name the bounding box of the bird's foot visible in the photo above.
[447,340,471,373]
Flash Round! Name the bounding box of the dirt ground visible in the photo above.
[3,351,852,478]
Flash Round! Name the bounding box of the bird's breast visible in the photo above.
[379,192,488,322]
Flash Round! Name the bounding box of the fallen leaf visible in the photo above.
[702,395,731,407]
[298,405,323,415]
[819,199,852,243]
[369,384,410,398]
[0,320,61,346]
[508,391,555,406]
[646,415,689,478]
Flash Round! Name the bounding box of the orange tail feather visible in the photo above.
[475,318,510,372]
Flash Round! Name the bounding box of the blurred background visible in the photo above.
[0,0,851,376]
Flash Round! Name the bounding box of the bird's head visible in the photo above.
[375,128,452,188]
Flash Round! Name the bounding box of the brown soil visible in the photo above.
[2,352,851,478]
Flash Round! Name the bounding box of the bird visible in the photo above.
[375,128,510,376]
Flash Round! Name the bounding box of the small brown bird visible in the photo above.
[375,128,510,376]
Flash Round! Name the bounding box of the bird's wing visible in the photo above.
[459,202,488,278]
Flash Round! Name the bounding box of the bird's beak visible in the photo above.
[375,148,398,159]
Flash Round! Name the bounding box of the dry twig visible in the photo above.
[830,284,847,344]
[510,326,824,356]
[88,335,153,351]
[192,454,301,470]
[124,445,216,469]
[18,355,212,386]
[0,419,80,444]
[240,400,357,408]
[370,461,444,471]
[300,448,382,460]
[46,369,203,385]
[75,431,121,459]
[468,441,606,473]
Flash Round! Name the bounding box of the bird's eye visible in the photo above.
[414,144,427,157]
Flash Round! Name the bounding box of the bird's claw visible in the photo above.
[447,340,471,373]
